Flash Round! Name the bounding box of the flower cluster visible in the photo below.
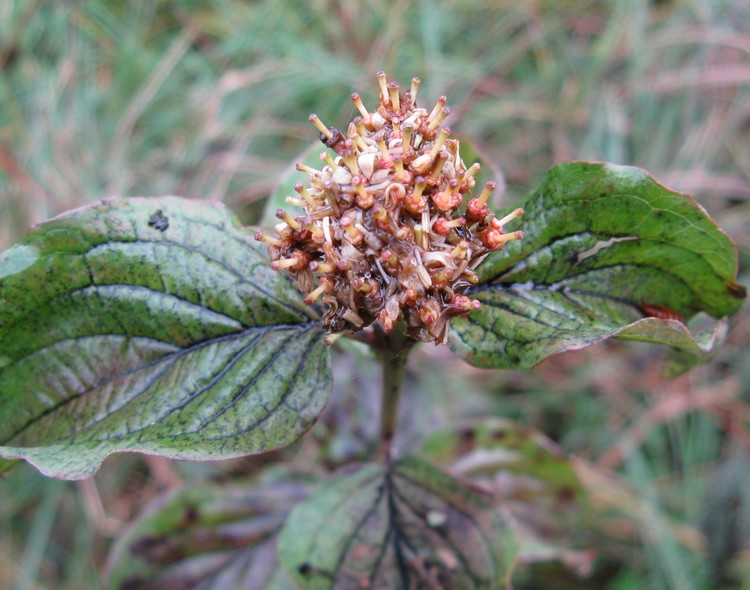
[256,72,523,344]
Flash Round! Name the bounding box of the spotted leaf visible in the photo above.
[0,197,330,478]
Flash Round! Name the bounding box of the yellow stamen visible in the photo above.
[372,205,388,223]
[272,257,300,270]
[483,229,524,249]
[443,217,465,229]
[351,92,370,119]
[427,106,451,131]
[309,114,332,139]
[254,232,283,247]
[305,222,324,239]
[380,247,398,265]
[445,178,461,197]
[429,150,450,178]
[412,177,427,199]
[312,261,335,273]
[476,181,496,206]
[303,281,328,305]
[378,309,394,333]
[401,122,414,152]
[428,96,447,123]
[391,118,401,138]
[450,240,470,259]
[350,133,368,152]
[429,128,451,159]
[455,295,481,311]
[275,208,300,230]
[342,151,360,175]
[496,208,525,227]
[352,176,373,208]
[393,155,405,180]
[464,270,479,284]
[419,305,437,326]
[341,221,362,244]
[376,138,392,165]
[388,82,400,111]
[320,151,337,169]
[462,162,481,183]
[376,71,389,103]
[285,196,305,207]
[294,182,317,207]
[410,77,421,106]
[432,191,455,213]
[497,230,524,244]
[296,162,319,175]
[354,117,368,137]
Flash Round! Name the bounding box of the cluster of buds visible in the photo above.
[256,72,523,344]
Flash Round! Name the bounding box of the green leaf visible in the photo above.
[0,197,331,479]
[278,456,517,589]
[104,466,314,590]
[661,319,727,378]
[451,162,746,369]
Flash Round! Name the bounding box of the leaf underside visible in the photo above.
[0,197,331,479]
[104,467,311,590]
[419,418,703,575]
[279,456,517,589]
[420,419,591,558]
[450,162,745,369]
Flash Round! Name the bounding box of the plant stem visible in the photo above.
[378,328,413,458]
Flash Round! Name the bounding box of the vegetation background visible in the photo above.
[1,0,749,588]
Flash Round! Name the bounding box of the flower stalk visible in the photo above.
[372,325,413,458]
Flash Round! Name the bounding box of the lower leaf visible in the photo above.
[420,418,590,561]
[420,418,704,578]
[105,466,315,590]
[278,456,517,589]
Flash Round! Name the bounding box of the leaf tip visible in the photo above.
[726,281,747,301]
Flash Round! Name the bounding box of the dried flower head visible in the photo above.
[256,72,524,344]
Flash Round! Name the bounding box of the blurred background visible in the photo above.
[1,0,749,588]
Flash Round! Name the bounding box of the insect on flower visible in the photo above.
[256,72,524,344]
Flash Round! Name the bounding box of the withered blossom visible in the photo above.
[256,72,523,344]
